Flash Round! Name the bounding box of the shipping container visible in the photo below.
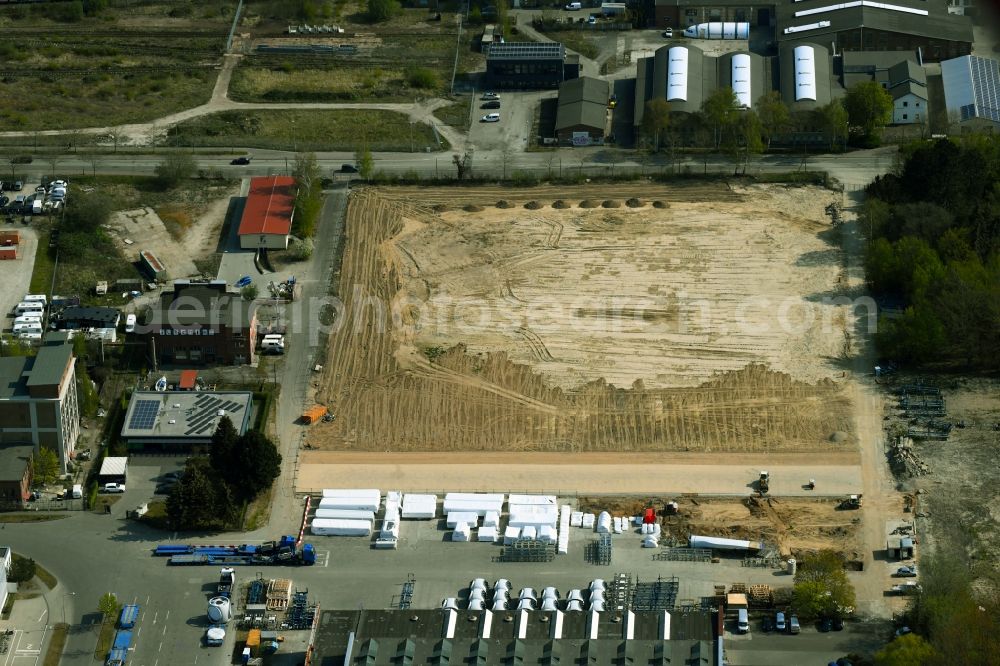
[301,405,328,424]
[310,518,372,536]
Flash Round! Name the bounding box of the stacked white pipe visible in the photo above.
[314,508,375,521]
[503,525,520,545]
[319,488,380,512]
[641,521,661,547]
[401,493,437,519]
[558,505,571,554]
[596,511,612,534]
[452,522,472,542]
[311,519,372,536]
[582,513,596,529]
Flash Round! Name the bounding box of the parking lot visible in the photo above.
[0,228,38,326]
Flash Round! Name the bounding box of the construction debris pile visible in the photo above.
[889,436,929,477]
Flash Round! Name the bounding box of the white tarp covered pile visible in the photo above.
[483,511,500,528]
[452,522,472,542]
[443,493,504,516]
[538,525,556,544]
[315,508,375,520]
[379,491,401,546]
[613,517,625,534]
[507,495,558,530]
[582,513,596,529]
[447,511,480,528]
[596,511,612,534]
[320,488,381,512]
[401,494,437,519]
[311,518,373,536]
[558,505,571,554]
[570,511,584,527]
[504,526,520,545]
[641,522,661,547]
[478,526,498,542]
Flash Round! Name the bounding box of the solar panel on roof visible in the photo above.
[128,399,159,430]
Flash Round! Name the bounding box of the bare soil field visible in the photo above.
[307,184,858,455]
[577,495,861,559]
[902,377,1000,592]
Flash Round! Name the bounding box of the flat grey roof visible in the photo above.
[776,0,973,44]
[487,42,565,61]
[0,444,33,482]
[120,391,253,442]
[26,342,72,389]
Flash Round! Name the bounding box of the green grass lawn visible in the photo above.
[166,110,448,152]
[0,514,65,523]
[94,620,116,660]
[43,623,67,666]
[434,99,472,130]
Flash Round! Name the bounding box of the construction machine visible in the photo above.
[758,471,769,495]
[839,494,863,510]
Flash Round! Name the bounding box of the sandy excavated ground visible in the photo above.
[306,184,857,457]
[396,184,849,390]
[107,207,198,279]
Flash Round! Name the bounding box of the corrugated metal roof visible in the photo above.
[776,0,973,43]
[239,176,296,237]
[100,456,129,476]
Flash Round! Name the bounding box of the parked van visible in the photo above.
[565,1,582,9]
[125,314,137,333]
[14,323,43,335]
[17,332,42,341]
[14,315,42,326]
[31,198,43,214]
[262,336,285,354]
[737,608,749,633]
[14,302,44,316]
[23,294,47,305]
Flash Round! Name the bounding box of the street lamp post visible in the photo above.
[62,592,76,624]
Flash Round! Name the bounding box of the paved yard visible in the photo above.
[0,225,38,326]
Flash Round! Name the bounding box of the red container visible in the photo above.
[643,508,656,524]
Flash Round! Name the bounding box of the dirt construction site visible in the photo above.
[299,182,868,558]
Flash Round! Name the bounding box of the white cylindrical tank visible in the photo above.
[787,558,797,575]
[207,597,232,624]
[683,22,749,39]
[596,511,612,534]
[206,626,226,644]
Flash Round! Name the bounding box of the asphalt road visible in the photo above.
[11,146,895,189]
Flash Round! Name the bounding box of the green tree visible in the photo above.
[641,99,671,151]
[292,152,323,238]
[755,90,790,149]
[97,592,119,620]
[241,284,259,302]
[366,0,399,22]
[844,80,893,146]
[166,458,235,530]
[356,145,375,181]
[816,100,849,150]
[700,87,740,149]
[875,634,936,666]
[233,430,282,501]
[730,109,764,174]
[792,550,856,621]
[9,556,36,583]
[876,302,947,363]
[209,416,239,479]
[33,448,60,485]
[63,190,111,232]
[405,66,439,90]
[153,152,197,189]
[76,363,100,418]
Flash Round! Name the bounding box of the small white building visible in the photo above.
[887,60,928,125]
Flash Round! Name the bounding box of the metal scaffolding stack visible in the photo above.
[394,574,416,610]
[609,572,633,612]
[631,576,679,611]
[654,547,713,562]
[586,534,613,565]
[497,540,556,562]
[284,589,316,630]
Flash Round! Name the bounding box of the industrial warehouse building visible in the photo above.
[0,333,80,474]
[842,51,928,125]
[304,608,720,665]
[486,43,570,90]
[942,54,1000,128]
[555,76,611,145]
[633,45,770,126]
[142,280,258,366]
[238,176,296,250]
[120,390,253,450]
[648,0,971,62]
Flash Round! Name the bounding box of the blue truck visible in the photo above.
[106,629,133,666]
[154,536,316,566]
[118,604,140,630]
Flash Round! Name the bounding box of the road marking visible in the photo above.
[161,625,166,636]
[152,611,158,625]
[35,610,45,622]
[164,610,169,622]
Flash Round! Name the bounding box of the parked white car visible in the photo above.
[102,483,126,494]
[480,113,500,123]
